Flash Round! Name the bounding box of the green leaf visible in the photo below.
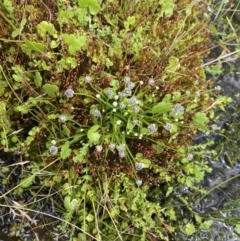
[192,113,209,131]
[160,0,174,16]
[42,84,59,97]
[78,0,101,15]
[34,71,42,88]
[235,223,240,235]
[73,143,89,163]
[165,56,180,72]
[124,16,136,30]
[64,196,78,213]
[86,213,94,222]
[184,223,196,236]
[3,0,13,14]
[63,34,87,55]
[21,175,35,188]
[12,18,27,38]
[12,65,24,82]
[61,141,72,159]
[200,220,213,229]
[37,21,57,38]
[21,41,45,54]
[87,125,101,143]
[151,102,173,114]
[62,124,71,137]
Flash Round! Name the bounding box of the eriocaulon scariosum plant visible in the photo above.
[0,0,231,240]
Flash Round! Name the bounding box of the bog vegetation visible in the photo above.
[0,0,233,240]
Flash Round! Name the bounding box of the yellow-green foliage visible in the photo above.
[0,0,230,240]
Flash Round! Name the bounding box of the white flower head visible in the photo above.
[214,85,222,91]
[195,91,201,97]
[133,105,140,113]
[148,78,155,86]
[148,124,156,133]
[49,146,58,155]
[123,76,131,84]
[136,179,143,187]
[128,81,135,89]
[211,124,218,131]
[96,145,103,152]
[59,115,67,123]
[124,88,132,96]
[140,81,144,85]
[108,143,116,150]
[92,109,102,117]
[119,102,126,109]
[135,162,144,171]
[112,101,118,107]
[85,75,92,83]
[51,140,57,145]
[129,96,138,106]
[117,144,125,158]
[105,89,113,98]
[65,88,74,98]
[132,119,139,126]
[96,94,101,98]
[187,153,193,161]
[164,123,172,131]
[116,120,122,125]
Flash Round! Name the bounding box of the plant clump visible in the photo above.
[0,0,231,240]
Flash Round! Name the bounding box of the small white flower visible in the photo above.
[140,81,144,85]
[116,120,122,125]
[80,128,84,132]
[96,94,101,98]
[105,89,113,98]
[85,75,92,83]
[113,108,117,112]
[132,119,139,125]
[113,101,118,107]
[128,82,135,89]
[129,96,138,106]
[133,106,140,113]
[124,88,132,96]
[51,140,57,145]
[187,153,193,161]
[123,76,131,84]
[136,179,143,187]
[114,95,119,100]
[148,124,156,133]
[135,162,143,171]
[49,146,58,155]
[96,145,103,152]
[117,144,125,157]
[134,133,138,136]
[156,86,159,90]
[108,143,116,150]
[119,102,126,109]
[164,123,172,131]
[65,89,74,98]
[59,115,67,123]
[211,124,218,131]
[214,85,222,91]
[195,91,201,97]
[148,78,155,86]
[92,109,101,117]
